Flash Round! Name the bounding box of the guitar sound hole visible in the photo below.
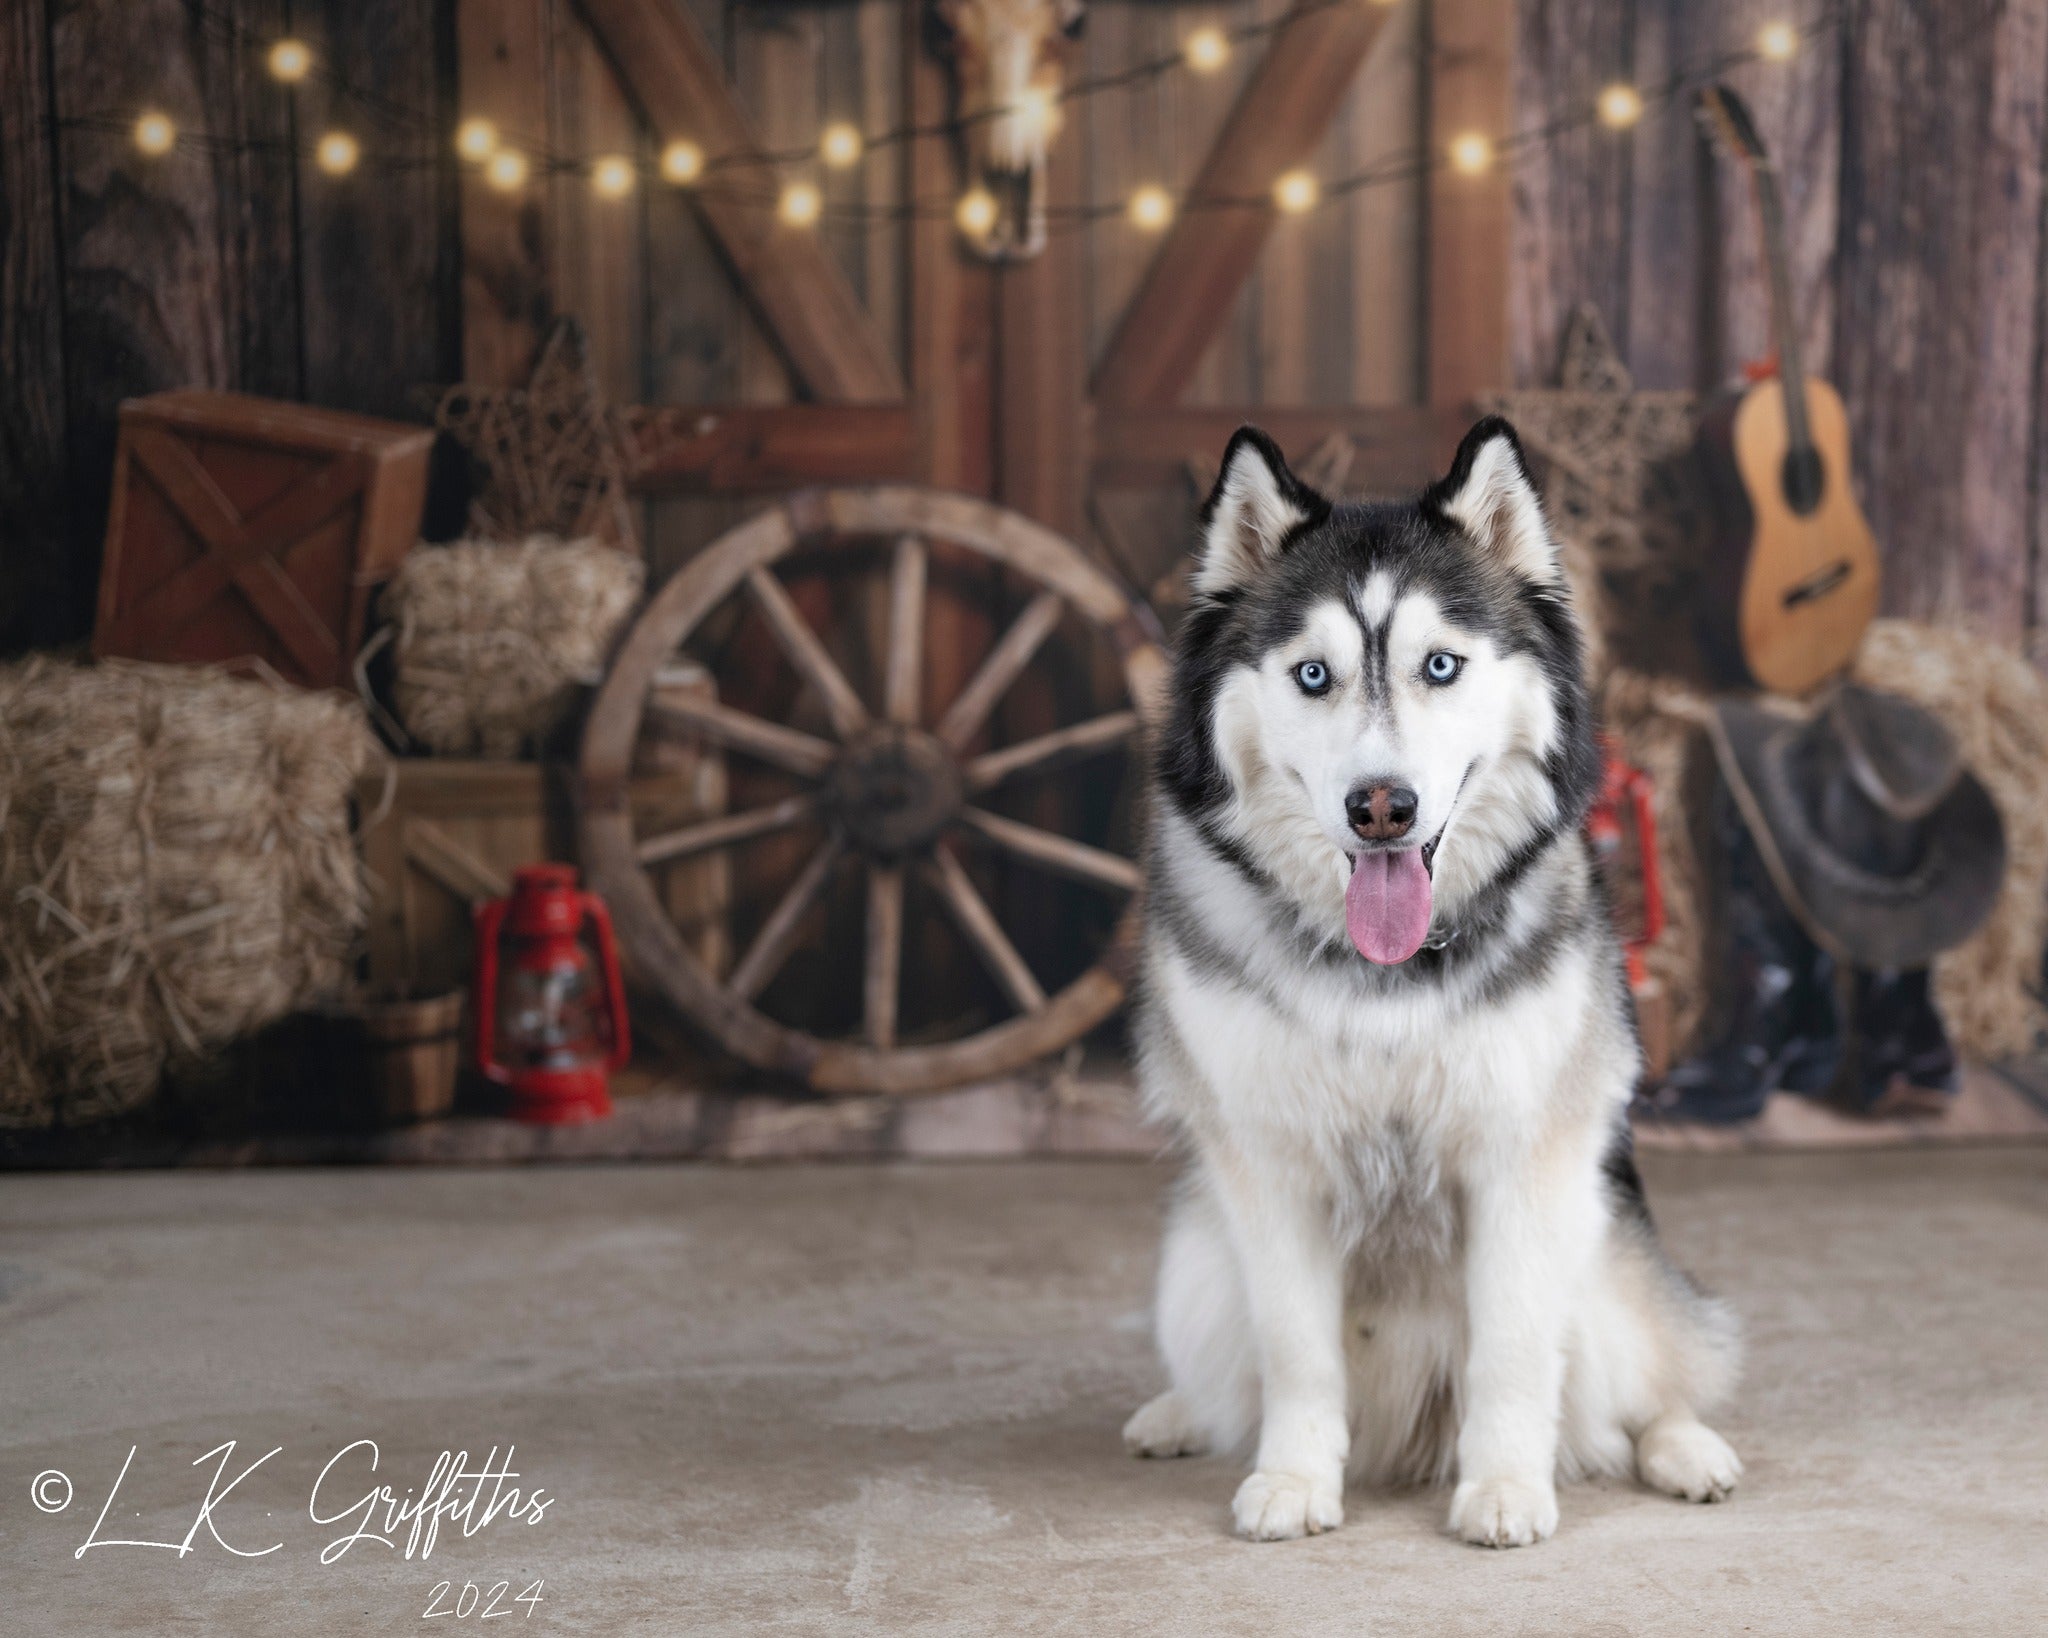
[1780,446,1825,515]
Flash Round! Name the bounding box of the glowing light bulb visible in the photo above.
[1448,131,1494,175]
[1273,169,1318,214]
[779,181,822,227]
[660,139,705,185]
[314,131,359,176]
[456,118,498,162]
[1013,85,1060,139]
[267,39,312,83]
[956,187,998,238]
[484,148,528,191]
[591,154,635,198]
[1184,28,1230,73]
[133,111,176,156]
[1756,20,1798,61]
[820,122,863,169]
[1128,185,1173,232]
[1597,84,1643,129]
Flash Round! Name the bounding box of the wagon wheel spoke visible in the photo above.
[959,807,1143,893]
[728,835,846,1000]
[745,564,870,738]
[965,710,1142,793]
[933,589,1066,751]
[923,844,1047,1014]
[883,535,927,726]
[636,793,817,866]
[644,693,836,780]
[864,862,905,1047]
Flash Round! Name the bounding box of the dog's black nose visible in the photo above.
[1346,783,1418,841]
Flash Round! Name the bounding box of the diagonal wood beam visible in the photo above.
[1091,0,1394,409]
[576,0,906,403]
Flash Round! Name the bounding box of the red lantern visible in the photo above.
[472,864,630,1124]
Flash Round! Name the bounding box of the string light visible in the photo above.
[1273,169,1318,214]
[590,154,635,198]
[133,111,176,156]
[1756,20,1798,61]
[1596,84,1643,129]
[779,181,822,228]
[660,139,704,185]
[1448,132,1494,175]
[955,187,998,238]
[266,39,312,84]
[484,148,528,191]
[1128,184,1173,231]
[456,117,498,162]
[1013,86,1060,141]
[820,122,863,169]
[314,131,359,176]
[1184,28,1230,73]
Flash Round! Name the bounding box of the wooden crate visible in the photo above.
[94,391,432,690]
[359,697,728,997]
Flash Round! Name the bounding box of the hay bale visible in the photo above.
[0,658,374,1127]
[384,535,644,758]
[1853,621,2048,1059]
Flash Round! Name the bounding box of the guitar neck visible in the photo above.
[1748,164,1814,457]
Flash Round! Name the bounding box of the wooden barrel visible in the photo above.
[349,989,466,1125]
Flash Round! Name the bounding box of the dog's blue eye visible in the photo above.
[1425,651,1462,685]
[1294,660,1330,695]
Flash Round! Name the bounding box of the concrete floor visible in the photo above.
[2,1150,2044,1635]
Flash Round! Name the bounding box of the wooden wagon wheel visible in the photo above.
[578,486,1168,1096]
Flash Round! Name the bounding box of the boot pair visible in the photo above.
[1638,796,1956,1125]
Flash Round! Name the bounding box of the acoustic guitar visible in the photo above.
[1693,84,1880,697]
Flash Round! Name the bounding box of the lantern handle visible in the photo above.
[472,896,513,1085]
[581,891,633,1073]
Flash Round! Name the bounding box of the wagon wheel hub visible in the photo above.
[825,727,962,857]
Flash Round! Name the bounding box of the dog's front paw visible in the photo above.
[1448,1475,1558,1548]
[1232,1468,1345,1541]
[1637,1416,1742,1503]
[1122,1390,1206,1458]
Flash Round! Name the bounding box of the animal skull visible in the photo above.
[933,0,1086,260]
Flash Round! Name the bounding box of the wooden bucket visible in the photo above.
[347,988,466,1125]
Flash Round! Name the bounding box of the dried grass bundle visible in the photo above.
[0,658,374,1127]
[385,536,643,758]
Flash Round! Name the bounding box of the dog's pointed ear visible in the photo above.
[1194,427,1329,597]
[1425,417,1560,585]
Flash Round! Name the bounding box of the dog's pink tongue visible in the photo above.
[1345,850,1434,964]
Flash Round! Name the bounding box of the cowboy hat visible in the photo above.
[1705,683,2004,971]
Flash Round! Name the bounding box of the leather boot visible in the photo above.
[1827,966,1957,1117]
[1638,788,1842,1125]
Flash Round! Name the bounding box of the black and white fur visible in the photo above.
[1124,419,1741,1546]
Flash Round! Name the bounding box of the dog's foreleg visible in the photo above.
[1449,1144,1601,1548]
[1208,1148,1349,1541]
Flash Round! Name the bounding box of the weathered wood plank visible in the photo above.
[1091,0,1392,407]
[1622,0,1715,391]
[295,0,457,419]
[1835,0,2047,638]
[578,0,905,401]
[1509,0,1635,386]
[623,404,917,491]
[1348,0,1423,406]
[1094,403,1471,493]
[48,0,301,629]
[454,0,554,387]
[1426,0,1515,402]
[0,0,75,650]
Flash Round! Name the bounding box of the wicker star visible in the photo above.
[434,316,638,550]
[1491,306,1708,679]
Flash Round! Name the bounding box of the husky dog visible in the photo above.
[1123,418,1741,1547]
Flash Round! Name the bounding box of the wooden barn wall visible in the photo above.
[7,0,2048,668]
[1513,0,2048,663]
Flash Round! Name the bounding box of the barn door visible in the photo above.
[451,0,1510,1044]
